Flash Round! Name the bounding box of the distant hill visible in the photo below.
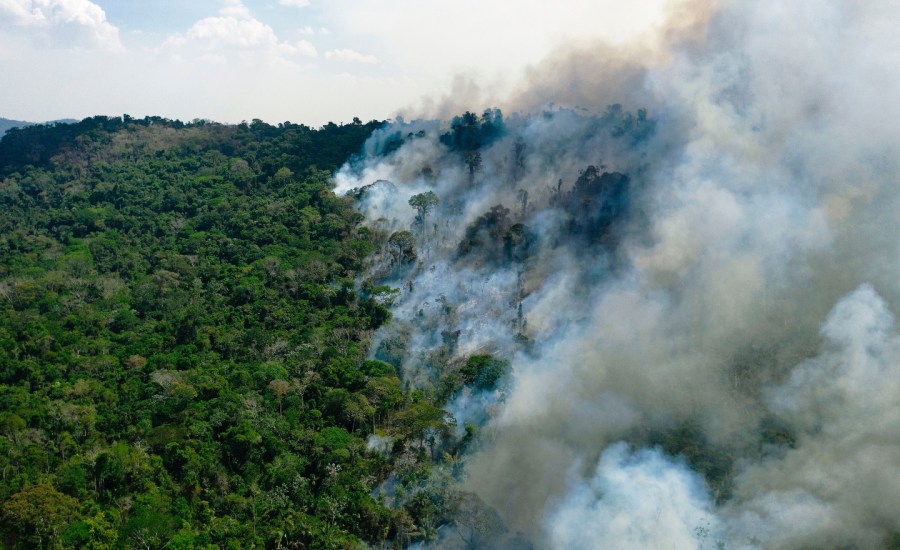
[0,117,32,135]
[0,116,79,136]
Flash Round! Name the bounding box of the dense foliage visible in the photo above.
[0,116,463,549]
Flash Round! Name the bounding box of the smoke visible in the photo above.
[547,442,721,550]
[335,0,900,547]
[723,285,900,548]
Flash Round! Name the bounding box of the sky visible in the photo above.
[0,0,670,126]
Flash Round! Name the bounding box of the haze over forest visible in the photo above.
[2,0,900,549]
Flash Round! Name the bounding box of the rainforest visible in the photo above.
[4,1,900,549]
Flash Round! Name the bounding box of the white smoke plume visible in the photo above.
[335,0,900,547]
[547,442,720,550]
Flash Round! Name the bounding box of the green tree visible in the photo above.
[408,191,439,233]
[365,375,403,429]
[460,354,509,390]
[387,230,416,266]
[344,392,374,433]
[273,166,294,186]
[269,378,291,415]
[84,511,119,550]
[2,483,80,548]
[394,402,449,450]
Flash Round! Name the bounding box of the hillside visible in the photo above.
[0,116,463,549]
[4,95,900,549]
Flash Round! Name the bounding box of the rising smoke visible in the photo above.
[334,0,900,547]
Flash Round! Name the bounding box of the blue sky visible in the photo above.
[0,0,669,126]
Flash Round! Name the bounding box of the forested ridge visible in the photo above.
[0,116,468,549]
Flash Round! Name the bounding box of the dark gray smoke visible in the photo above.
[335,0,900,547]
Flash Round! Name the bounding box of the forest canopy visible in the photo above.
[0,115,468,549]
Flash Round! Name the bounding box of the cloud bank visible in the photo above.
[0,0,121,50]
[161,0,318,64]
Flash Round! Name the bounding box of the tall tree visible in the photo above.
[408,191,439,234]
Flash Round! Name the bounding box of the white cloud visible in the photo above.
[0,0,42,24]
[280,39,317,57]
[220,0,252,19]
[297,25,329,35]
[0,0,122,50]
[279,0,310,7]
[161,0,316,61]
[186,15,276,49]
[325,48,376,64]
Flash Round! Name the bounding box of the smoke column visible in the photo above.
[334,0,900,547]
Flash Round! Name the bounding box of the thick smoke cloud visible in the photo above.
[547,443,720,550]
[723,285,900,548]
[335,0,900,547]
